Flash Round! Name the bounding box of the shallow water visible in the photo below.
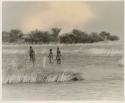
[2,43,124,100]
[2,79,123,100]
[2,64,124,100]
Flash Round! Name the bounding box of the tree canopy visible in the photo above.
[2,28,119,44]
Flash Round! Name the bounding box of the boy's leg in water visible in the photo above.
[58,59,61,64]
[51,58,53,63]
[59,59,61,64]
[30,55,32,61]
[50,58,52,63]
[33,55,36,63]
[57,59,60,64]
[49,58,50,63]
[32,58,35,64]
[49,58,52,63]
[56,56,59,64]
[30,54,32,61]
[32,56,36,66]
[30,54,35,65]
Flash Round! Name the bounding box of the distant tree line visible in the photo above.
[2,28,119,44]
[60,30,119,43]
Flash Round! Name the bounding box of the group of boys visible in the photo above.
[29,46,62,64]
[48,47,61,64]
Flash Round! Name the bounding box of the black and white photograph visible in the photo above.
[2,0,124,101]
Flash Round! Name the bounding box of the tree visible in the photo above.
[108,35,119,41]
[28,30,50,44]
[99,31,110,40]
[9,29,23,42]
[72,29,89,43]
[88,32,103,43]
[2,31,10,42]
[51,27,61,42]
[60,33,75,43]
[72,29,82,43]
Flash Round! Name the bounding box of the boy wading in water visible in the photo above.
[29,46,35,63]
[56,47,61,64]
[48,49,53,63]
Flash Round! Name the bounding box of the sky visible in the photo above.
[2,1,124,39]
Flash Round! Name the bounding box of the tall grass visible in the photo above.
[2,52,83,84]
[3,69,83,84]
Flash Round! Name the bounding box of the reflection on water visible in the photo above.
[2,43,124,100]
[2,79,123,100]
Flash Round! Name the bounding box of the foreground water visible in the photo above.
[2,64,124,100]
[2,79,123,100]
[2,42,124,100]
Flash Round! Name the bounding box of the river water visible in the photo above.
[2,43,124,100]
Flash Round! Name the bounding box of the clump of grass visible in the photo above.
[3,70,84,84]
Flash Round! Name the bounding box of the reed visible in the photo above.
[3,70,83,84]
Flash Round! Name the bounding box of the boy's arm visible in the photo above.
[48,54,50,57]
